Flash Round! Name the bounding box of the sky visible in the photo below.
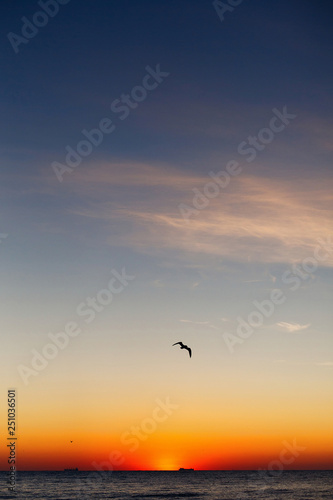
[0,0,333,471]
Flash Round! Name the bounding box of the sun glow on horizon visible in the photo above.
[153,456,180,471]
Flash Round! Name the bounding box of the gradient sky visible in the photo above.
[1,0,333,471]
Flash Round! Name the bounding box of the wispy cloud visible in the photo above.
[62,161,333,267]
[276,322,311,333]
[151,280,164,288]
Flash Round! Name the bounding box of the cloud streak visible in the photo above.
[276,322,311,333]
[66,161,333,267]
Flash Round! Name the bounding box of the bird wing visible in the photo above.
[186,347,192,358]
[172,342,182,346]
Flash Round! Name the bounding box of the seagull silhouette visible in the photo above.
[172,341,192,358]
[70,441,73,443]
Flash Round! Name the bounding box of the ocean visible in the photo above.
[0,470,332,499]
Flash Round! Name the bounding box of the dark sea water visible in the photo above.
[0,470,332,499]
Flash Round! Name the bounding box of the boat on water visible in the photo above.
[178,468,194,472]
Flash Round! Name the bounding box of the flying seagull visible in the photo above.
[172,342,192,358]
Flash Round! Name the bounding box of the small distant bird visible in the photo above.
[70,441,73,443]
[172,342,192,358]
